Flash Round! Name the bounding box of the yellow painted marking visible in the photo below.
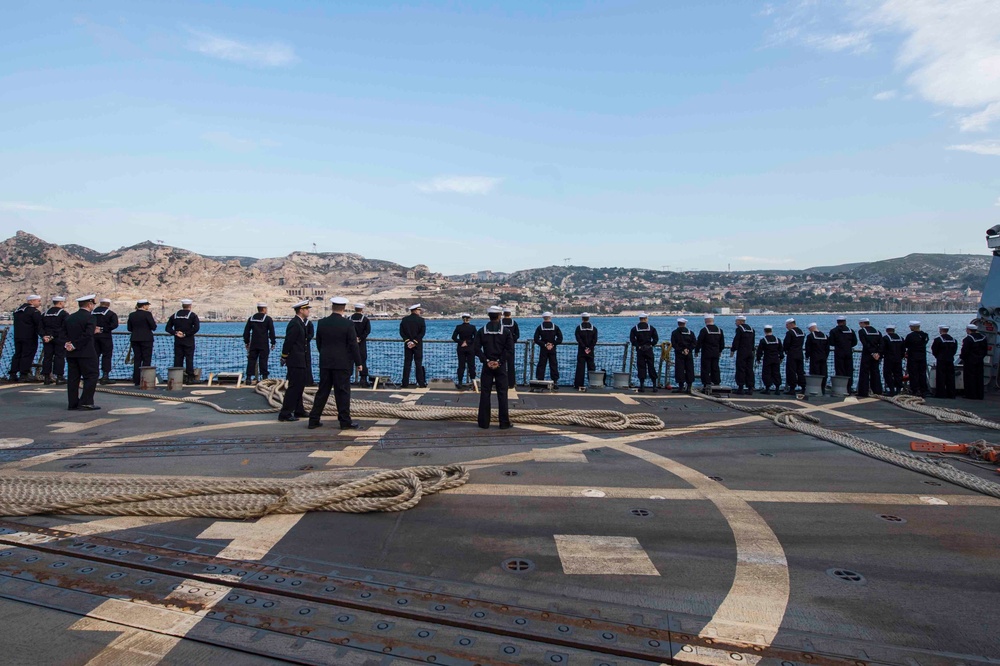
[190,389,225,396]
[46,418,119,434]
[447,484,702,499]
[508,387,519,400]
[197,514,305,560]
[72,617,187,666]
[108,407,156,415]
[611,393,640,406]
[340,426,389,441]
[47,516,184,536]
[309,445,373,466]
[376,418,399,426]
[554,535,660,576]
[529,448,589,463]
[0,383,30,390]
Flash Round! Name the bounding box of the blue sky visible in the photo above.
[1,1,998,273]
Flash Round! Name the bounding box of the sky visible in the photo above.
[1,0,999,274]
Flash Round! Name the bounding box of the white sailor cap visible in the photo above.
[909,320,921,326]
[26,294,41,301]
[735,314,746,320]
[859,317,870,323]
[638,312,649,318]
[677,318,688,324]
[330,296,349,305]
[256,302,268,308]
[136,299,150,305]
[293,299,311,309]
[836,316,846,322]
[487,306,503,314]
[785,318,796,324]
[52,295,66,302]
[808,322,818,329]
[541,311,553,317]
[409,303,421,311]
[967,323,979,330]
[704,314,715,319]
[938,324,949,330]
[764,324,773,329]
[581,312,591,318]
[76,294,96,303]
[353,303,365,309]
[99,297,111,304]
[885,324,897,330]
[180,299,193,305]
[460,312,471,318]
[502,307,513,314]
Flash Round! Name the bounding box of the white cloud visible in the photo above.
[416,176,502,195]
[873,89,897,101]
[995,197,1000,207]
[185,28,297,67]
[958,102,1000,133]
[0,201,56,212]
[947,141,1000,156]
[202,131,280,151]
[802,30,872,53]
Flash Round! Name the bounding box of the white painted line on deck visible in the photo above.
[611,393,640,406]
[554,535,660,576]
[309,445,373,466]
[197,514,306,560]
[375,419,399,426]
[108,407,156,415]
[529,448,589,463]
[46,418,119,434]
[47,516,184,536]
[0,438,33,449]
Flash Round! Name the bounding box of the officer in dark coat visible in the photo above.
[304,318,316,386]
[400,304,427,388]
[501,308,520,386]
[904,321,930,397]
[279,300,312,421]
[350,303,372,386]
[40,296,69,385]
[126,299,157,386]
[63,295,100,411]
[805,323,830,394]
[308,297,363,429]
[756,325,784,394]
[828,316,858,394]
[8,294,42,383]
[452,313,478,388]
[670,318,696,393]
[92,298,119,384]
[573,313,599,390]
[629,313,659,393]
[781,318,806,394]
[165,299,200,383]
[931,325,958,399]
[243,302,276,382]
[695,315,725,388]
[960,323,988,400]
[533,312,562,386]
[729,315,755,394]
[881,324,905,397]
[856,317,883,397]
[474,306,513,429]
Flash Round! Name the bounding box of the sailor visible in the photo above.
[931,325,958,399]
[399,304,427,388]
[804,323,830,394]
[40,295,69,385]
[452,313,478,388]
[881,325,905,397]
[695,314,724,388]
[165,299,200,383]
[857,317,883,398]
[126,299,157,386]
[350,303,371,386]
[629,313,659,393]
[729,315,755,395]
[92,298,119,385]
[7,294,42,383]
[903,321,930,397]
[828,316,858,395]
[278,300,312,421]
[533,312,562,386]
[670,318,696,393]
[756,325,784,394]
[63,295,100,411]
[960,323,988,400]
[573,313,599,390]
[473,306,513,429]
[243,302,276,382]
[501,307,520,386]
[308,297,363,429]
[304,316,316,386]
[781,318,806,395]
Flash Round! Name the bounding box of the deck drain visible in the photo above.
[826,568,866,584]
[707,476,723,482]
[502,558,535,573]
[65,463,88,469]
[298,465,315,471]
[758,452,775,457]
[502,470,519,477]
[411,451,426,457]
[587,449,603,454]
[923,481,943,486]
[630,508,651,517]
[877,514,907,524]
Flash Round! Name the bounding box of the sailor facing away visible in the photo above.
[278,300,312,421]
[533,312,562,386]
[350,303,371,386]
[629,313,659,393]
[165,299,200,383]
[92,298,119,385]
[805,323,830,394]
[474,306,514,429]
[904,321,930,397]
[931,325,958,399]
[308,297,363,430]
[452,313,478,388]
[126,299,157,386]
[857,317,883,398]
[243,302,276,382]
[828,316,858,395]
[573,313,599,390]
[782,318,806,395]
[960,323,988,400]
[501,307,520,386]
[7,294,42,383]
[695,314,724,388]
[756,325,784,395]
[40,295,69,385]
[400,304,427,388]
[730,315,755,395]
[64,295,100,411]
[670,318,696,393]
[881,325,905,397]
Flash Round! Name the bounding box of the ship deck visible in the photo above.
[0,382,998,665]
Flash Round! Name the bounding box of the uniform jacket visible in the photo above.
[127,310,157,342]
[828,325,858,355]
[931,334,957,363]
[501,317,520,342]
[670,327,697,354]
[756,334,784,364]
[534,322,563,347]
[575,322,598,350]
[243,313,276,349]
[904,330,929,359]
[452,322,478,349]
[349,313,371,343]
[881,333,904,362]
[12,303,43,341]
[165,310,200,338]
[960,333,988,364]
[783,327,805,359]
[314,313,362,370]
[281,316,310,369]
[731,324,755,357]
[64,309,97,358]
[92,306,119,338]
[858,326,883,356]
[41,306,69,342]
[805,331,830,361]
[696,325,725,358]
[629,323,659,348]
[399,313,426,343]
[474,320,514,364]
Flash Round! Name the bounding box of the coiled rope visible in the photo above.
[0,466,469,518]
[700,393,1000,499]
[879,394,1000,431]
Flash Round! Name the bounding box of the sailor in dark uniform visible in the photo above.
[40,296,69,385]
[533,312,562,386]
[695,315,724,388]
[857,317,883,398]
[64,295,100,411]
[400,304,427,388]
[629,313,659,393]
[756,325,784,394]
[452,313,478,388]
[881,324,905,397]
[7,294,42,383]
[828,316,858,394]
[904,321,930,397]
[931,325,958,399]
[350,303,371,387]
[308,297,363,429]
[92,298,119,384]
[474,306,513,429]
[279,300,312,421]
[670,318,696,393]
[165,298,200,383]
[501,308,520,386]
[729,315,755,394]
[805,323,830,394]
[573,313,599,390]
[126,299,157,386]
[960,323,988,400]
[243,302,276,382]
[304,317,316,386]
[782,318,806,394]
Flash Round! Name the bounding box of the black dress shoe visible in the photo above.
[308,421,323,429]
[651,387,658,393]
[478,424,490,430]
[278,414,299,422]
[67,406,78,411]
[499,423,512,430]
[339,422,360,429]
[638,386,645,393]
[78,405,101,410]
[294,411,308,418]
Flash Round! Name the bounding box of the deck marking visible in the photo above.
[375,419,399,426]
[47,516,185,535]
[107,407,156,415]
[309,445,373,466]
[611,393,640,406]
[46,418,119,434]
[197,514,305,560]
[508,387,519,401]
[189,389,225,395]
[23,388,63,394]
[920,496,949,505]
[340,426,389,441]
[554,535,660,576]
[529,448,589,463]
[0,438,33,449]
[153,399,186,405]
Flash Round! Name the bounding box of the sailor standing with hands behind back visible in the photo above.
[400,304,427,388]
[278,300,312,422]
[533,312,562,386]
[474,306,513,429]
[165,299,200,384]
[243,303,276,383]
[127,299,156,386]
[452,313,478,389]
[63,295,100,411]
[307,297,363,430]
[92,298,119,385]
[40,296,69,385]
[629,313,658,393]
[573,313,598,390]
